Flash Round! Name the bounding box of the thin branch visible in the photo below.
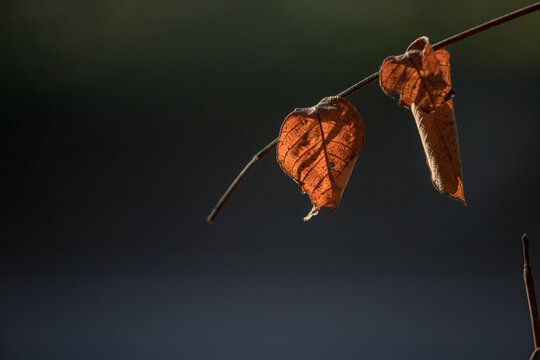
[432,1,540,50]
[523,234,540,351]
[207,138,278,223]
[337,1,540,98]
[335,72,380,100]
[207,2,540,223]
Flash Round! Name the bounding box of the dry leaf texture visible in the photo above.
[412,100,465,203]
[276,96,364,220]
[390,37,466,203]
[379,36,451,112]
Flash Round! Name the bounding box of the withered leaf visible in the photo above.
[412,100,465,203]
[379,36,451,112]
[382,36,465,203]
[276,96,364,220]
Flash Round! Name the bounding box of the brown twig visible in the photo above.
[523,234,540,354]
[207,2,540,223]
[431,2,540,50]
[207,138,278,223]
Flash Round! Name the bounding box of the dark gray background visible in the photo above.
[2,0,539,359]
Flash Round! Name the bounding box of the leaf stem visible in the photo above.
[523,234,540,351]
[207,2,540,223]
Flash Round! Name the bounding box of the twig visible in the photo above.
[207,2,540,223]
[523,234,540,353]
[431,2,540,50]
[207,138,278,223]
[336,1,540,98]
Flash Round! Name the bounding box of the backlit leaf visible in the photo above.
[412,100,465,203]
[276,96,364,220]
[414,47,465,203]
[379,36,451,112]
[380,36,465,203]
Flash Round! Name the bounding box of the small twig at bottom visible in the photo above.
[523,234,540,357]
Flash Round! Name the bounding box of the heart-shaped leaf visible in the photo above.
[276,96,364,220]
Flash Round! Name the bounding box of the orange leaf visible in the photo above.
[382,36,465,203]
[276,96,364,220]
[379,36,451,112]
[412,100,466,203]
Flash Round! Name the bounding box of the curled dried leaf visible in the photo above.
[276,96,364,220]
[412,100,465,203]
[380,36,465,204]
[409,39,465,203]
[379,36,452,112]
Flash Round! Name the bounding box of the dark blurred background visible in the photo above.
[1,0,539,359]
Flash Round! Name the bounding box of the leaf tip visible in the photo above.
[455,195,467,205]
[449,177,466,205]
[303,205,319,221]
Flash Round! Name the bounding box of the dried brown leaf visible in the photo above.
[379,36,465,203]
[415,45,465,203]
[412,100,465,203]
[276,96,364,220]
[379,36,451,112]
